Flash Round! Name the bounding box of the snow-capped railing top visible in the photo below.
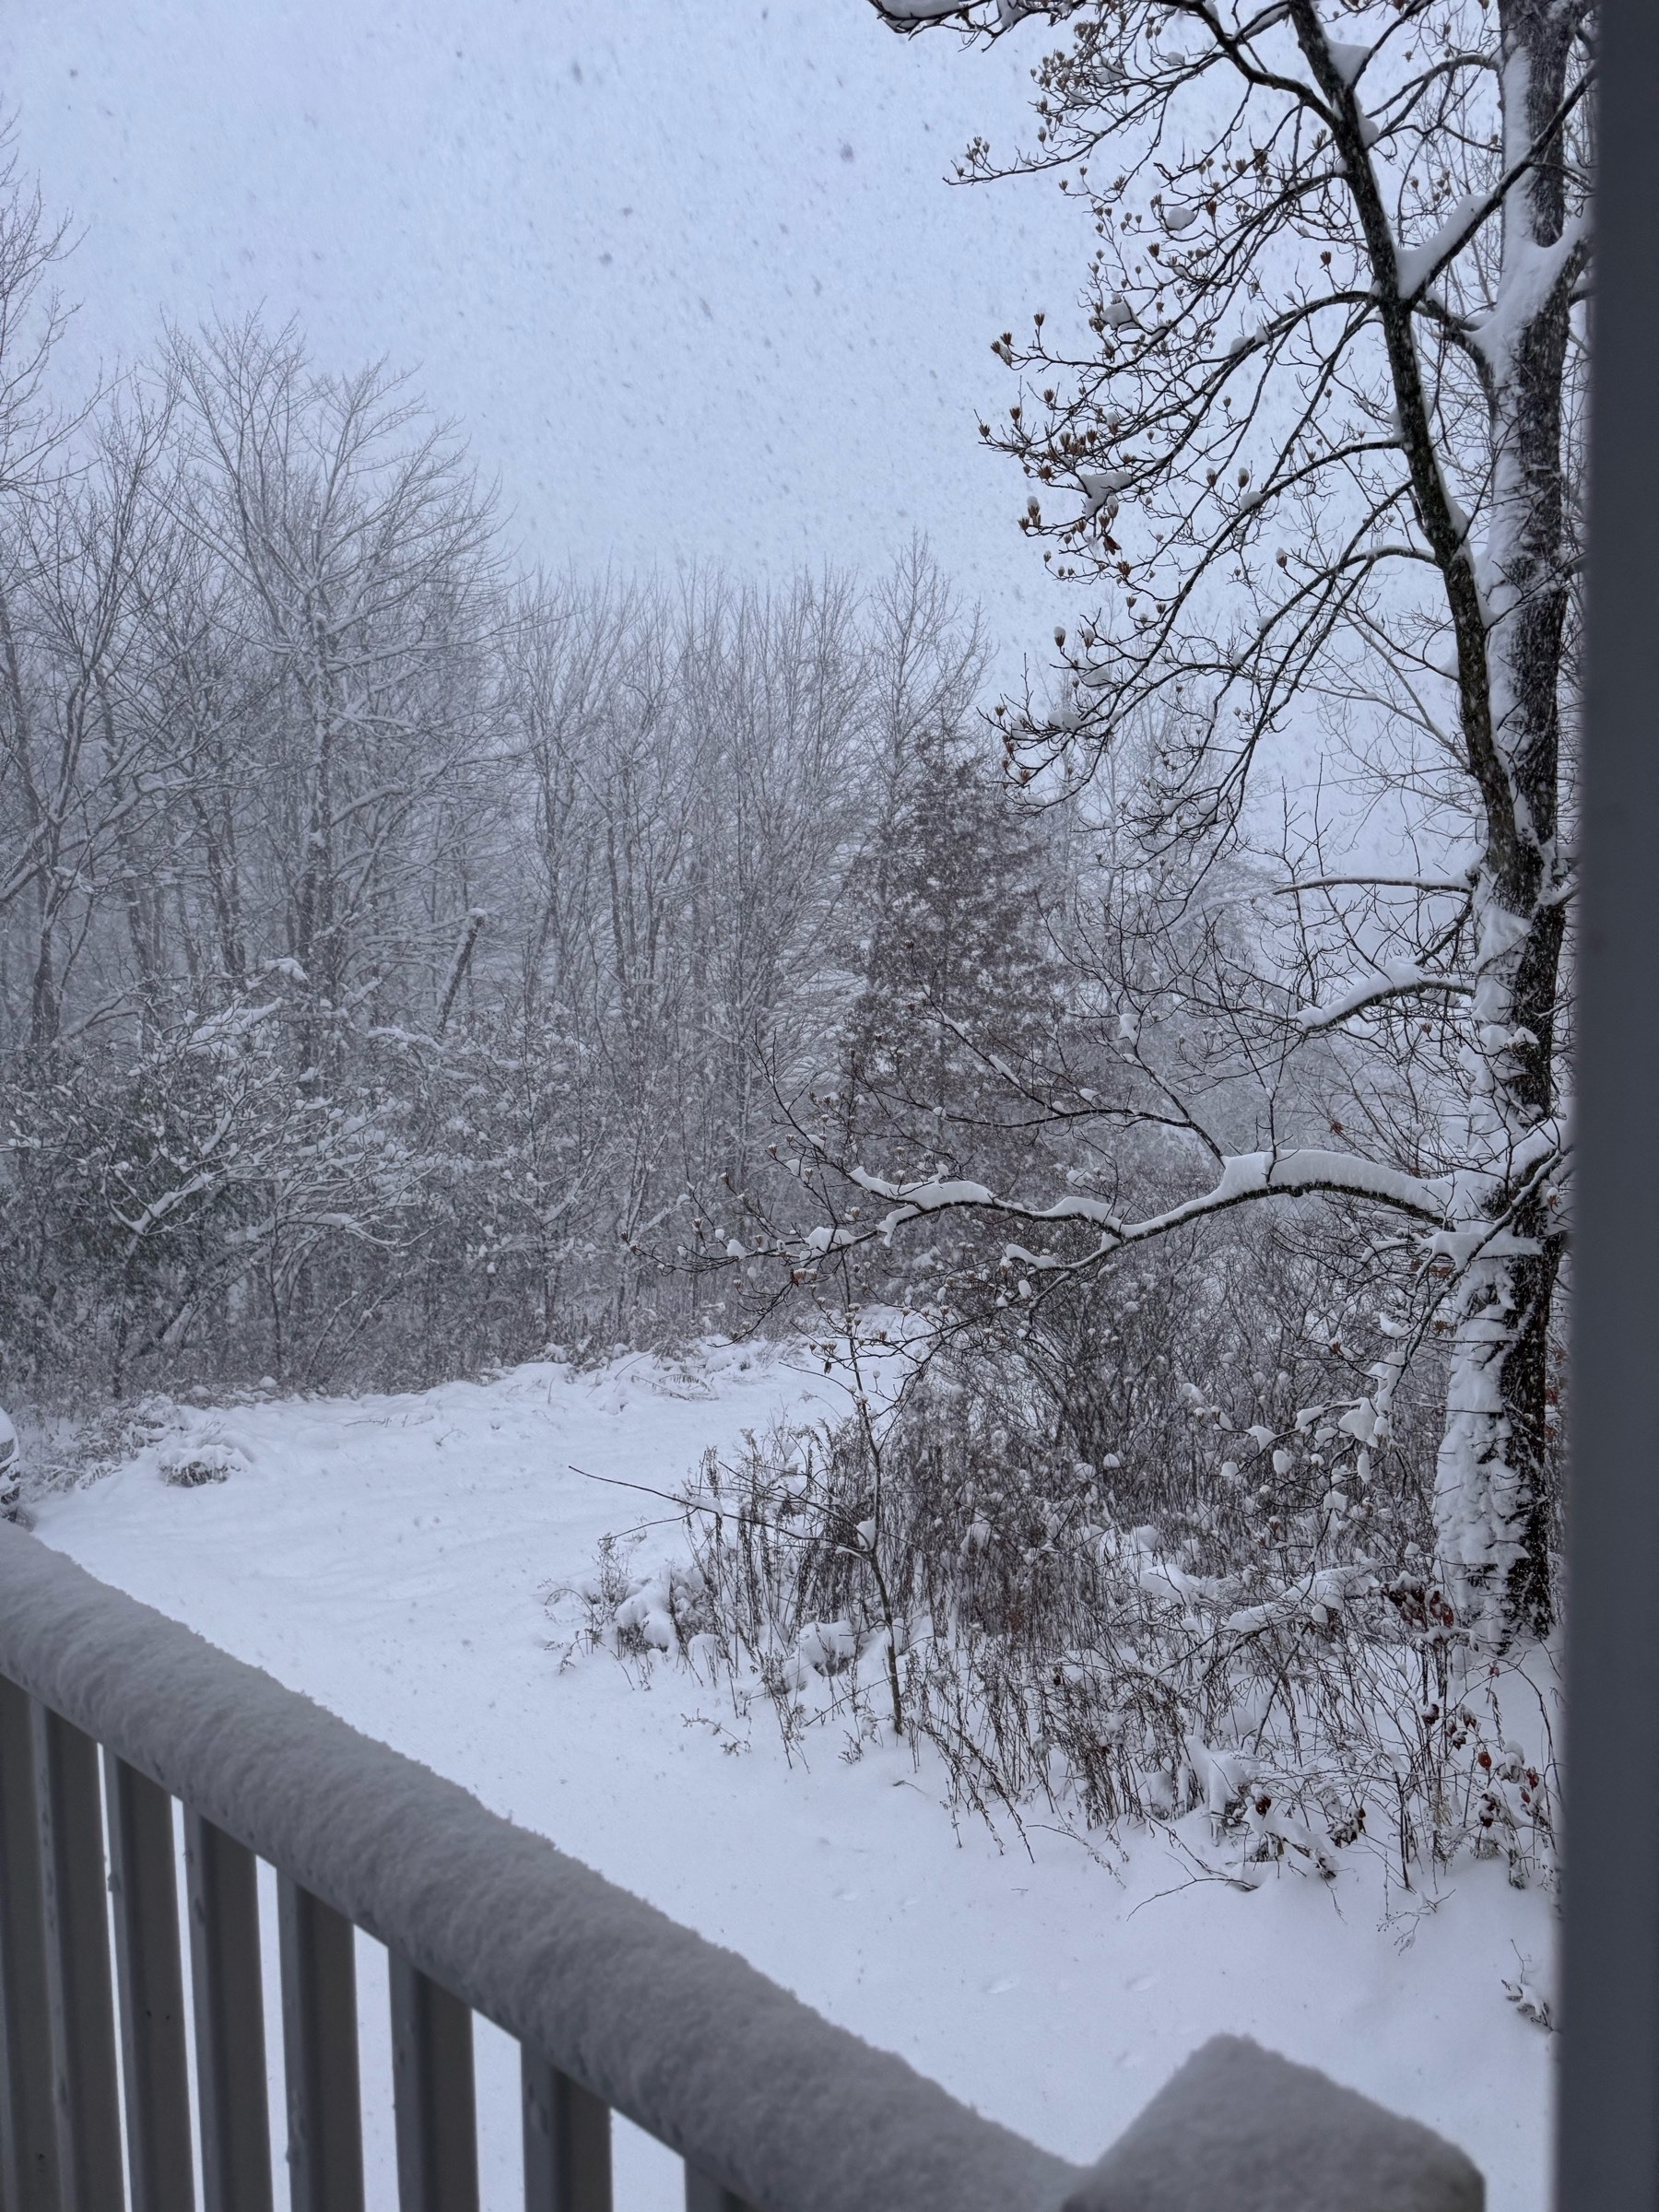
[0,1524,1480,2212]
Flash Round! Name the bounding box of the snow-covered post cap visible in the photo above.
[1065,2037,1482,2212]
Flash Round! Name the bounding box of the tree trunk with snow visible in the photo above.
[1429,0,1577,1645]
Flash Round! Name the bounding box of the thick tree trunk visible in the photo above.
[1432,0,1576,1649]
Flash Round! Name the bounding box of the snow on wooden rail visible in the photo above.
[0,1524,1481,2212]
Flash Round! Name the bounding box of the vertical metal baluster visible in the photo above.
[106,1751,195,2212]
[34,1703,124,2212]
[389,1954,478,2212]
[684,2166,757,2212]
[521,2051,611,2212]
[0,1679,58,2212]
[277,1876,364,2212]
[186,1810,275,2212]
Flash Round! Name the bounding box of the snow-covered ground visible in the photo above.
[28,1345,1553,2212]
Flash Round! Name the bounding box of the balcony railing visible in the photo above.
[0,1521,1482,2212]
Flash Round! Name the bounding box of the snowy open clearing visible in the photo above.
[28,1345,1553,2212]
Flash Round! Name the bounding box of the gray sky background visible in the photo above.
[3,0,1081,666]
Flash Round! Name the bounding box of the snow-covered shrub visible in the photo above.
[158,1438,241,1488]
[581,1354,1558,1898]
[556,1535,721,1674]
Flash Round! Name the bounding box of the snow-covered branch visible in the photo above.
[815,1144,1455,1272]
[1292,964,1473,1032]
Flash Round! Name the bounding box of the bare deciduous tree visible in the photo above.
[853,0,1588,1649]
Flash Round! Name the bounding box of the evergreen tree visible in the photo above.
[841,724,1062,1194]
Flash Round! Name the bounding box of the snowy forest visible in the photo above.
[1,0,1584,1948]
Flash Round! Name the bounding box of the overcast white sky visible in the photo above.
[3,0,1080,665]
